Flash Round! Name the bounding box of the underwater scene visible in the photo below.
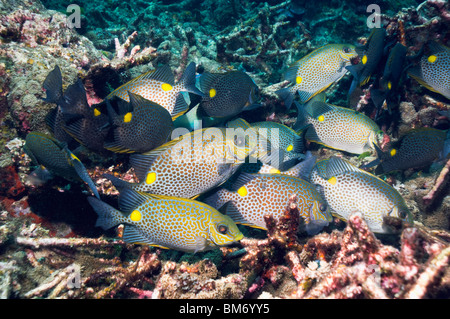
[0,0,449,300]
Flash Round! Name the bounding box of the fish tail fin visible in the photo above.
[42,65,63,104]
[103,173,132,193]
[370,88,387,111]
[275,87,295,110]
[293,101,309,131]
[203,189,233,210]
[178,62,204,96]
[87,197,124,230]
[286,151,316,181]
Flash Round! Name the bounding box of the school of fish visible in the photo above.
[24,27,450,253]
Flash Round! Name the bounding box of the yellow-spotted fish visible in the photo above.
[276,44,357,108]
[198,70,260,117]
[371,128,450,174]
[106,119,260,199]
[294,94,382,154]
[204,172,332,235]
[103,92,174,153]
[347,28,386,95]
[408,42,450,99]
[106,62,204,118]
[87,189,243,253]
[24,132,99,198]
[310,157,413,233]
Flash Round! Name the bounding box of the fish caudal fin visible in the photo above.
[103,173,132,193]
[87,197,124,230]
[42,65,64,104]
[178,62,204,96]
[275,87,295,110]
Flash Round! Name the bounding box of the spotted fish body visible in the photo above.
[251,121,305,164]
[106,62,203,118]
[104,92,174,153]
[276,44,357,108]
[205,173,331,235]
[88,190,243,253]
[198,71,259,118]
[408,42,450,99]
[295,97,382,154]
[375,128,450,174]
[24,132,99,198]
[107,121,258,199]
[310,157,412,233]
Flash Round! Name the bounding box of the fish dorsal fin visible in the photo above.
[136,65,175,85]
[226,117,252,131]
[118,188,152,214]
[229,172,256,193]
[304,101,333,119]
[45,107,59,133]
[129,138,180,182]
[61,79,89,116]
[427,41,448,54]
[325,156,359,179]
[198,72,221,95]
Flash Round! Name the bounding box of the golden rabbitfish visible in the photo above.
[310,157,413,233]
[106,62,203,118]
[204,172,332,235]
[295,94,382,154]
[276,44,357,108]
[87,190,243,253]
[408,42,450,99]
[107,119,259,199]
[374,127,450,174]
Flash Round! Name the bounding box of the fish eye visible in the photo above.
[234,134,245,147]
[217,224,228,234]
[343,46,351,53]
[399,211,407,219]
[319,203,327,212]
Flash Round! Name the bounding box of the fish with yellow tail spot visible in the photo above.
[276,44,357,108]
[198,70,260,118]
[23,132,99,199]
[106,62,204,118]
[204,172,331,235]
[347,28,386,96]
[407,42,450,99]
[105,118,263,200]
[368,128,450,174]
[103,91,174,153]
[310,157,413,233]
[294,93,383,155]
[87,189,243,253]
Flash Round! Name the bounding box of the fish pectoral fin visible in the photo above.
[122,225,166,247]
[194,236,208,253]
[408,67,442,94]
